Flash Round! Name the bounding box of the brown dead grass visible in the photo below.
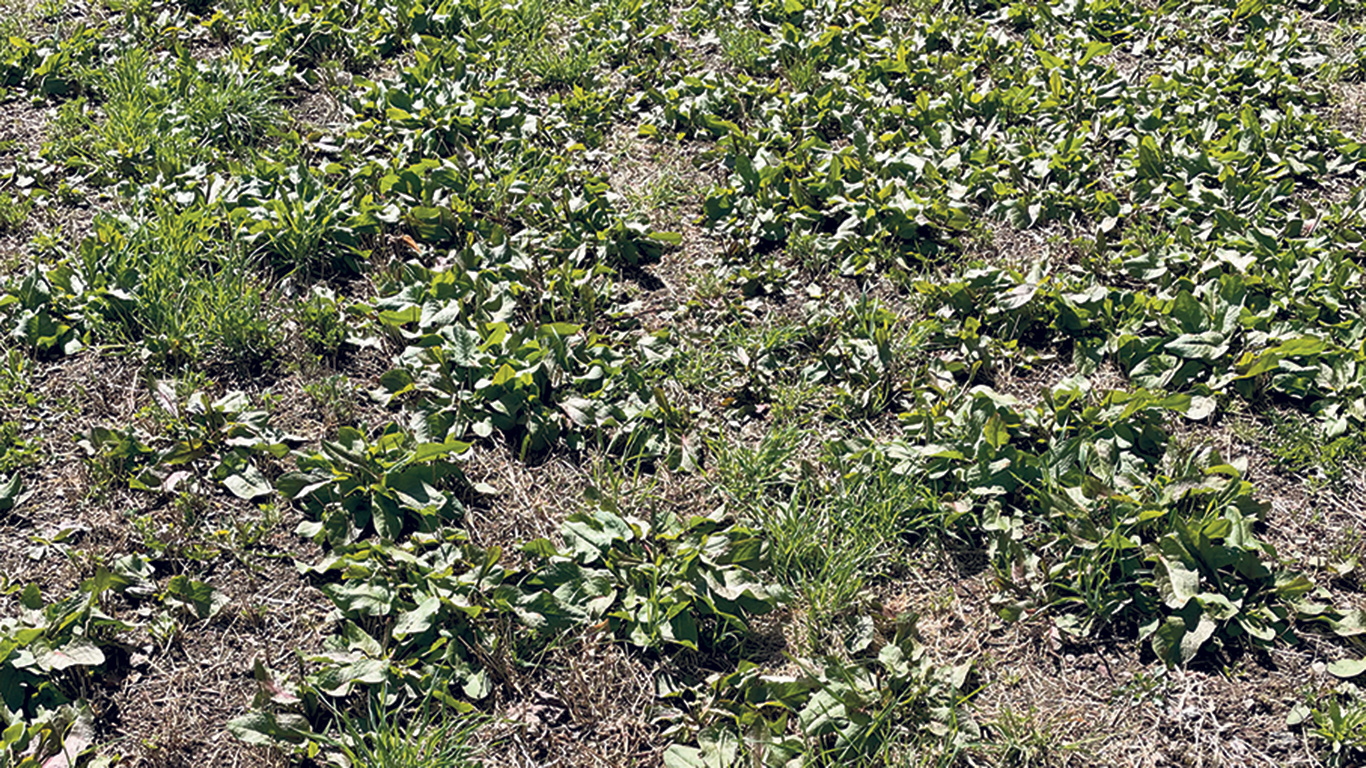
[892,548,1343,767]
[98,550,328,768]
[469,461,727,768]
[0,346,349,767]
[0,97,52,263]
[481,636,662,768]
[1334,80,1366,139]
[601,123,725,328]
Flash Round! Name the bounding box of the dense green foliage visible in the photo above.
[3,0,1366,764]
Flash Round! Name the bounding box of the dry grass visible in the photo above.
[481,637,662,767]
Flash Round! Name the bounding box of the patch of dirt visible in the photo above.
[0,97,49,158]
[461,443,591,563]
[481,636,662,767]
[96,537,330,768]
[469,463,729,768]
[960,217,1091,273]
[892,549,1338,767]
[1332,81,1366,144]
[291,87,347,135]
[0,351,153,607]
[0,97,52,260]
[0,347,346,767]
[600,125,725,328]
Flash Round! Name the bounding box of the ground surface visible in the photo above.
[3,0,1366,766]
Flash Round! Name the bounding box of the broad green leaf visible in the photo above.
[392,596,441,638]
[1182,612,1218,663]
[1078,41,1113,67]
[998,283,1036,311]
[408,440,470,464]
[662,746,713,768]
[164,575,229,620]
[276,471,332,500]
[1170,290,1204,334]
[340,621,383,657]
[222,462,272,500]
[36,639,105,672]
[43,706,96,768]
[982,413,1009,450]
[0,473,28,512]
[1155,554,1199,609]
[322,582,393,617]
[1136,136,1163,179]
[1166,332,1228,361]
[227,711,310,746]
[1329,610,1366,636]
[1327,658,1366,678]
[312,658,388,696]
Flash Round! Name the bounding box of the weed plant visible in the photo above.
[77,203,279,368]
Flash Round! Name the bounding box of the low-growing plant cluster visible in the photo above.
[2,0,1366,765]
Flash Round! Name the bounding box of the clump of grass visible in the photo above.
[1292,685,1366,768]
[320,683,487,768]
[233,163,372,277]
[302,373,358,428]
[298,286,348,358]
[1233,410,1364,490]
[0,191,31,233]
[0,421,42,472]
[77,202,280,370]
[717,23,768,73]
[710,428,942,638]
[45,48,284,183]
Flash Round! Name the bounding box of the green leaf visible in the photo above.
[1078,41,1113,67]
[446,325,480,367]
[1166,332,1228,361]
[1136,136,1164,179]
[275,471,332,500]
[222,462,272,500]
[1182,612,1217,663]
[227,711,310,746]
[982,413,1009,450]
[648,231,683,245]
[490,362,517,386]
[1328,610,1366,637]
[1274,337,1326,357]
[998,283,1037,311]
[1155,556,1199,610]
[1327,658,1366,679]
[388,470,447,514]
[521,538,559,558]
[662,747,712,768]
[164,575,229,620]
[323,582,393,617]
[313,658,388,696]
[340,621,383,657]
[562,511,633,559]
[1286,703,1312,727]
[0,473,28,513]
[1169,290,1204,334]
[36,638,105,672]
[408,440,471,464]
[662,729,740,768]
[667,610,699,650]
[43,706,95,768]
[392,596,441,638]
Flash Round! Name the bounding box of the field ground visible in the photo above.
[3,0,1366,766]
